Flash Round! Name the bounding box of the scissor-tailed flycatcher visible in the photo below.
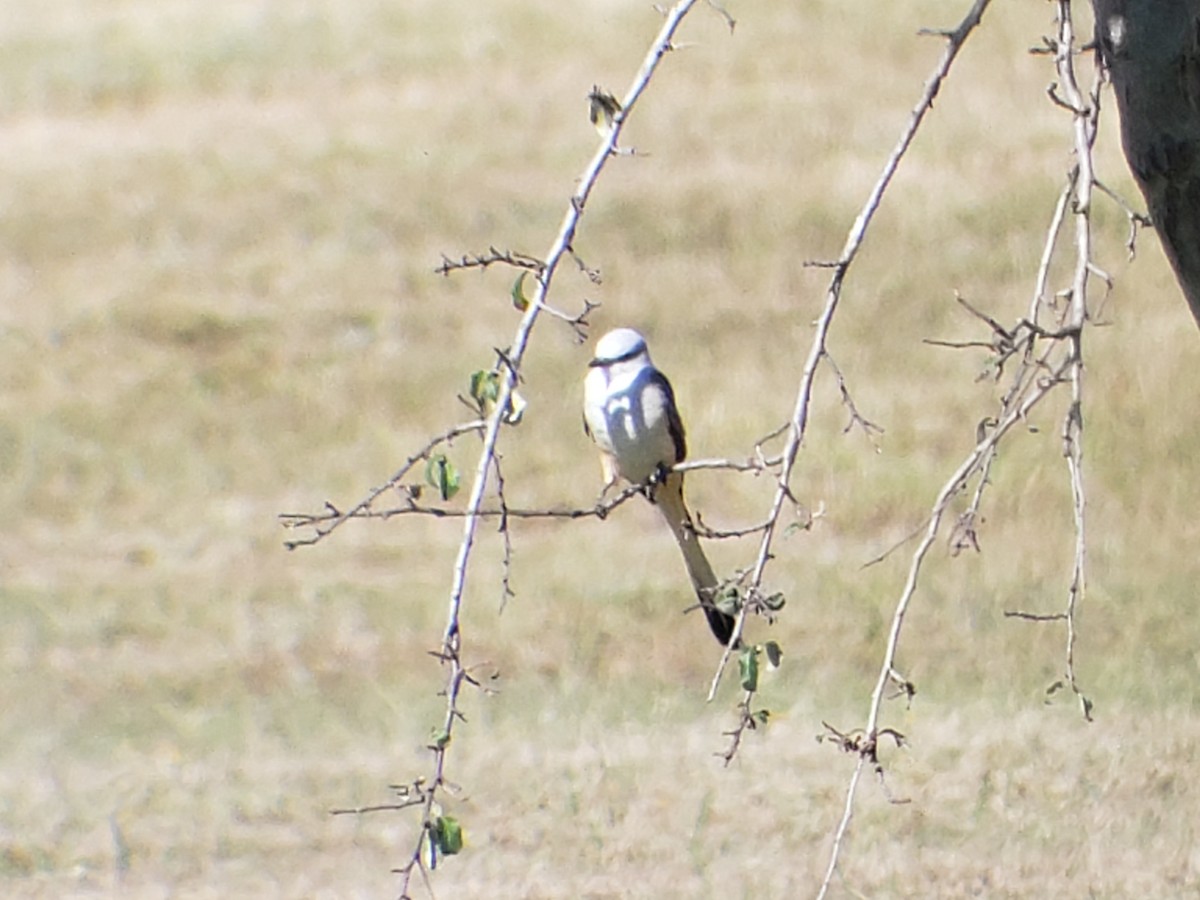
[583,328,736,646]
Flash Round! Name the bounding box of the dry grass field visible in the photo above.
[5,0,1200,897]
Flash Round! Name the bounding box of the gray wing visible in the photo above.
[646,369,687,463]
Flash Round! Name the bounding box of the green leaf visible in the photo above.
[432,815,464,856]
[762,591,786,612]
[469,369,501,410]
[429,727,451,750]
[739,645,759,692]
[468,368,526,425]
[714,585,741,616]
[753,708,771,726]
[425,454,460,501]
[511,271,530,311]
[763,640,783,669]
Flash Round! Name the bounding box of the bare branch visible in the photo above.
[283,0,1125,891]
[534,296,599,334]
[568,247,604,284]
[435,246,545,277]
[718,690,764,765]
[704,0,736,32]
[1004,609,1067,622]
[807,0,1001,890]
[492,454,516,611]
[693,510,772,540]
[820,350,1072,898]
[711,0,995,709]
[1050,0,1097,722]
[1031,176,1075,321]
[824,351,884,444]
[1093,178,1151,258]
[279,419,485,550]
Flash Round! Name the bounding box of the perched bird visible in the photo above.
[583,328,736,646]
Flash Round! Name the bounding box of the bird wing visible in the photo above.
[645,369,686,463]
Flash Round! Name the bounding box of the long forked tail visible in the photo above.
[653,471,737,646]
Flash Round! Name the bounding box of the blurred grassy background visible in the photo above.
[4,0,1200,896]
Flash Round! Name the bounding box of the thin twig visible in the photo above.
[710,0,995,708]
[1050,0,1096,722]
[280,420,485,550]
[492,454,516,611]
[1004,610,1067,621]
[281,483,653,529]
[435,246,545,276]
[824,351,884,444]
[694,511,772,540]
[1093,178,1151,257]
[1030,176,1074,325]
[813,2,996,893]
[819,351,1071,899]
[527,296,599,341]
[717,690,762,764]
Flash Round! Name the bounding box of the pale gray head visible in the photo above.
[589,327,651,368]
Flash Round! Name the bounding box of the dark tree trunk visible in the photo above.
[1094,0,1200,324]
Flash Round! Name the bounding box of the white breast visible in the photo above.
[585,364,677,485]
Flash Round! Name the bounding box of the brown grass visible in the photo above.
[4,0,1200,896]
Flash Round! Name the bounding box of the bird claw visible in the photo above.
[641,463,672,502]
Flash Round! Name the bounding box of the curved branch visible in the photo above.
[708,0,995,701]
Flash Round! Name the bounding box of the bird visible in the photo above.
[583,327,736,646]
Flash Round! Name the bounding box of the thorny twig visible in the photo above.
[280,419,486,551]
[330,778,431,816]
[1030,0,1095,722]
[718,690,767,765]
[708,0,994,711]
[820,349,1075,899]
[825,351,885,445]
[812,2,996,896]
[435,246,545,277]
[492,454,516,611]
[1094,179,1152,257]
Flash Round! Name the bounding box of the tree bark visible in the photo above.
[1094,0,1200,325]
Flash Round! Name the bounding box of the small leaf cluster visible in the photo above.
[738,641,783,692]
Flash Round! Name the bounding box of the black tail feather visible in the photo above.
[704,604,737,647]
